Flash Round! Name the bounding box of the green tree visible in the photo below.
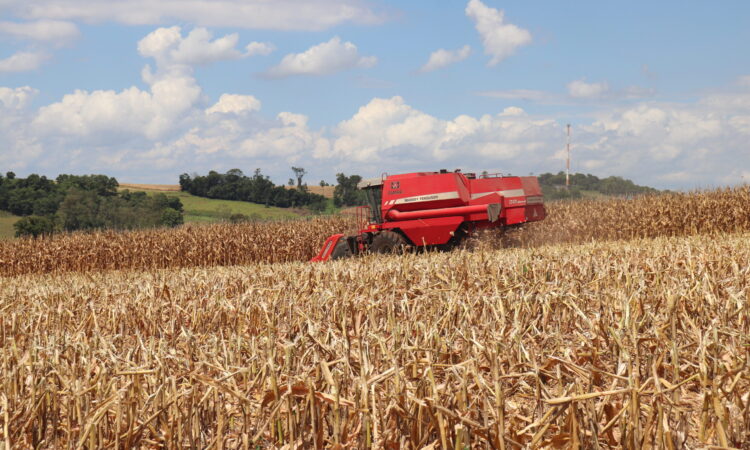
[160,208,183,227]
[57,189,102,231]
[14,216,56,238]
[333,173,366,207]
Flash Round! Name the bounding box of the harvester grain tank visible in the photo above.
[312,169,545,261]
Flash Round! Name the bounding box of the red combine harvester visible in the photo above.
[311,169,545,261]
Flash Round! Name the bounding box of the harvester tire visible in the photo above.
[370,230,409,254]
[330,238,352,260]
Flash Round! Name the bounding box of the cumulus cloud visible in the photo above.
[245,41,275,56]
[265,36,377,78]
[5,0,385,31]
[420,45,471,72]
[34,76,201,140]
[0,20,79,44]
[324,96,558,166]
[138,27,245,70]
[0,51,48,72]
[465,0,531,66]
[206,94,261,115]
[9,85,750,188]
[30,27,234,142]
[567,79,610,98]
[0,85,38,109]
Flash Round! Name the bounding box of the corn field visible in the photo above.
[517,186,750,247]
[2,186,750,277]
[2,186,750,448]
[0,215,354,277]
[2,232,749,448]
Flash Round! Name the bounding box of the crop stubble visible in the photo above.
[2,232,750,447]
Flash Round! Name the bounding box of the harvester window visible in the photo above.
[364,187,383,224]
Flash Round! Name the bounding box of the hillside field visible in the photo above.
[118,185,302,222]
[2,186,750,448]
[0,210,19,239]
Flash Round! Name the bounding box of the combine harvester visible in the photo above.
[312,169,546,261]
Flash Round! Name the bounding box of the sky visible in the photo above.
[0,1,749,189]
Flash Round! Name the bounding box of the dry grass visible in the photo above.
[119,183,182,191]
[285,184,335,198]
[2,232,749,447]
[2,186,750,278]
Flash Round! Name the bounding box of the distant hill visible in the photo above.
[538,172,659,201]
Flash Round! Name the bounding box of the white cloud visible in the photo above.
[245,41,275,56]
[0,85,37,109]
[6,0,385,31]
[500,106,525,117]
[0,51,48,72]
[326,96,557,165]
[265,36,376,78]
[0,86,42,170]
[31,27,226,141]
[34,75,201,140]
[206,94,261,115]
[0,20,79,44]
[567,79,610,98]
[7,84,750,189]
[420,45,471,72]
[238,112,324,159]
[465,0,531,66]
[138,27,244,70]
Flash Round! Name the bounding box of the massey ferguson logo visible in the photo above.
[390,181,400,189]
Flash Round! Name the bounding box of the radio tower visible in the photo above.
[566,124,571,189]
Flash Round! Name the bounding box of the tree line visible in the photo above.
[0,172,184,237]
[179,169,329,211]
[537,171,659,200]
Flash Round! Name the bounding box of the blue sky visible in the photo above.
[1,0,749,189]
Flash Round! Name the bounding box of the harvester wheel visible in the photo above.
[370,230,409,254]
[330,238,352,260]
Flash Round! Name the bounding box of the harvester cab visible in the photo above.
[311,169,545,261]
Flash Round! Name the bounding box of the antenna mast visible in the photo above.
[566,124,571,189]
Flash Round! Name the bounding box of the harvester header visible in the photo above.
[312,169,545,261]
